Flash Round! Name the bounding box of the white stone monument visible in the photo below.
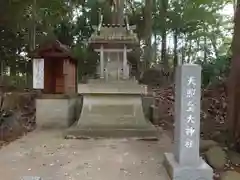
[164,64,213,180]
[33,58,44,89]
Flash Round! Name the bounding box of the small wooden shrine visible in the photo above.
[30,40,77,94]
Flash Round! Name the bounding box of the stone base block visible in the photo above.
[76,93,154,128]
[150,105,160,124]
[142,95,154,118]
[36,95,82,129]
[163,153,213,180]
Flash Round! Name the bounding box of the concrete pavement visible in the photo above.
[0,129,171,180]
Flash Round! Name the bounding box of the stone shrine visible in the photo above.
[66,0,157,138]
[90,25,136,80]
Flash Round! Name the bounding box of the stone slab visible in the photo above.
[65,127,159,139]
[164,152,213,180]
[21,177,42,180]
[78,80,146,95]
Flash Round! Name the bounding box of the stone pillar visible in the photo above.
[100,45,104,79]
[123,45,127,79]
[164,64,213,180]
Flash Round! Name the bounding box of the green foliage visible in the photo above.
[0,0,234,86]
[72,44,99,79]
[200,55,231,87]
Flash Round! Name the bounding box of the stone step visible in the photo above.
[64,126,160,139]
[21,177,42,180]
[160,168,171,180]
[78,80,146,94]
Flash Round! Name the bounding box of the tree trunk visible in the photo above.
[31,0,36,51]
[181,35,186,64]
[0,59,3,79]
[227,1,240,148]
[234,0,237,13]
[28,0,36,88]
[187,39,192,63]
[210,36,219,58]
[161,0,168,70]
[172,29,178,81]
[117,0,124,24]
[143,0,153,69]
[203,32,207,63]
[110,0,124,24]
[173,30,178,69]
[154,32,158,63]
[161,30,167,65]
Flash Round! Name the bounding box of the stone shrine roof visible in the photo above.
[89,25,139,45]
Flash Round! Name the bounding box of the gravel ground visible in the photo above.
[0,129,172,180]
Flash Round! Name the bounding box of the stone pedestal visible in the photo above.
[164,153,213,180]
[163,64,213,180]
[66,80,158,139]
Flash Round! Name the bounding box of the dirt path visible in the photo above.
[0,129,172,180]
